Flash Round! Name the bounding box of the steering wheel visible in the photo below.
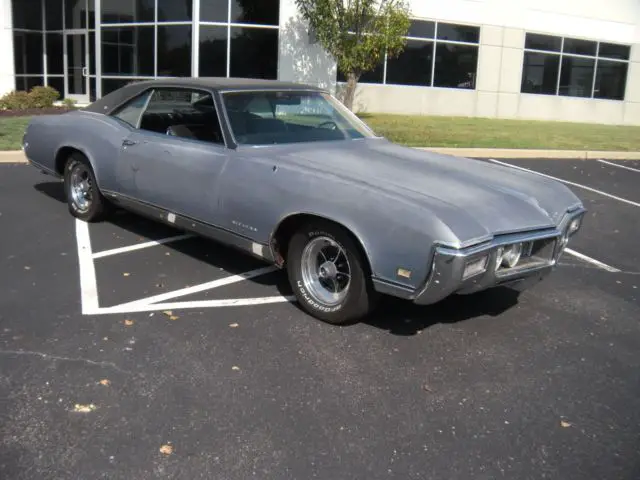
[318,121,338,130]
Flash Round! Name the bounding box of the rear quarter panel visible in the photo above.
[24,111,131,191]
[218,148,459,290]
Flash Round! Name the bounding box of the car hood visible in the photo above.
[273,139,582,245]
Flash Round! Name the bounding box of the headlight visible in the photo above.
[501,243,523,268]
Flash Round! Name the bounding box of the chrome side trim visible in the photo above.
[111,193,276,264]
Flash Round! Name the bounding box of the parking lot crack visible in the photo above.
[0,349,132,374]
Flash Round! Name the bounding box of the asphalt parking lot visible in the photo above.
[1,158,639,479]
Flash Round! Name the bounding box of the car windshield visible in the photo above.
[221,91,377,146]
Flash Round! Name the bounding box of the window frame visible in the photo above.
[521,32,631,101]
[337,19,480,90]
[108,86,230,148]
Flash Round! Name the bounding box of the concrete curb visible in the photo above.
[3,148,640,164]
[418,148,640,160]
[0,151,27,163]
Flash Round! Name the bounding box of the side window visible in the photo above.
[111,90,153,128]
[138,88,225,145]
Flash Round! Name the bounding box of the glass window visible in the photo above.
[386,40,433,86]
[230,28,278,79]
[102,27,154,76]
[138,89,224,145]
[47,77,65,97]
[231,0,279,25]
[46,0,63,30]
[14,32,43,75]
[199,26,228,77]
[112,90,153,127]
[337,62,384,84]
[65,0,87,29]
[88,0,96,29]
[12,0,42,30]
[434,44,478,89]
[158,0,192,22]
[436,23,479,43]
[200,0,229,22]
[525,33,562,52]
[103,78,146,95]
[599,43,630,61]
[223,91,375,145]
[101,0,154,23]
[157,26,192,77]
[563,38,596,56]
[408,20,435,39]
[559,56,595,97]
[46,33,63,75]
[89,32,96,75]
[594,60,628,100]
[15,76,44,91]
[521,52,560,95]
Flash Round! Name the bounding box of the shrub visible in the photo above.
[29,85,60,108]
[62,97,77,108]
[0,90,34,110]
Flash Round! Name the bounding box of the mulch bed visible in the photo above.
[0,107,78,117]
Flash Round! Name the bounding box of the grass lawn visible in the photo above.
[0,116,30,151]
[362,114,640,151]
[2,113,640,151]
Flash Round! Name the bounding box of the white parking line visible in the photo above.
[92,233,194,259]
[597,159,640,173]
[93,295,296,315]
[111,265,280,309]
[564,248,621,273]
[75,219,100,314]
[488,158,640,208]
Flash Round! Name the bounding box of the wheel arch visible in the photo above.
[54,145,100,182]
[270,213,374,275]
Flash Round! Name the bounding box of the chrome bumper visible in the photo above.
[413,208,586,305]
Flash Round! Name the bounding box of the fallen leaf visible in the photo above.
[73,403,97,413]
[169,315,179,321]
[99,379,110,386]
[165,252,170,255]
[123,273,130,277]
[124,319,134,326]
[229,323,239,328]
[231,366,240,371]
[561,421,571,428]
[163,311,173,317]
[24,266,31,270]
[159,444,173,455]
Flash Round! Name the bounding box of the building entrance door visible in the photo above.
[64,32,90,104]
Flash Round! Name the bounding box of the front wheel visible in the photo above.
[287,221,377,325]
[63,153,110,222]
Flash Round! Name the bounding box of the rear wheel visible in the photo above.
[287,221,377,325]
[63,153,110,222]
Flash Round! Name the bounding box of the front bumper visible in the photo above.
[413,207,586,305]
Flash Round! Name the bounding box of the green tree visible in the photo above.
[295,0,411,110]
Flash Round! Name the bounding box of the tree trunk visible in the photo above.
[343,72,359,111]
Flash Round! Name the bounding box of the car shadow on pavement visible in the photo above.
[33,181,520,331]
[34,180,66,203]
[33,181,292,294]
[363,288,520,336]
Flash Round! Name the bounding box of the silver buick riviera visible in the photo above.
[24,78,585,324]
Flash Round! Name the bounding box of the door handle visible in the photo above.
[122,139,138,147]
[82,66,88,77]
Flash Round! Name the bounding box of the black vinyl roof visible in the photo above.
[84,77,325,114]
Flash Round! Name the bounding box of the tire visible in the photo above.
[63,153,110,222]
[287,220,377,325]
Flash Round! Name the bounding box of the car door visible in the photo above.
[116,87,230,226]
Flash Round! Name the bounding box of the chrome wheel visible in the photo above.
[300,236,351,306]
[69,163,93,213]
